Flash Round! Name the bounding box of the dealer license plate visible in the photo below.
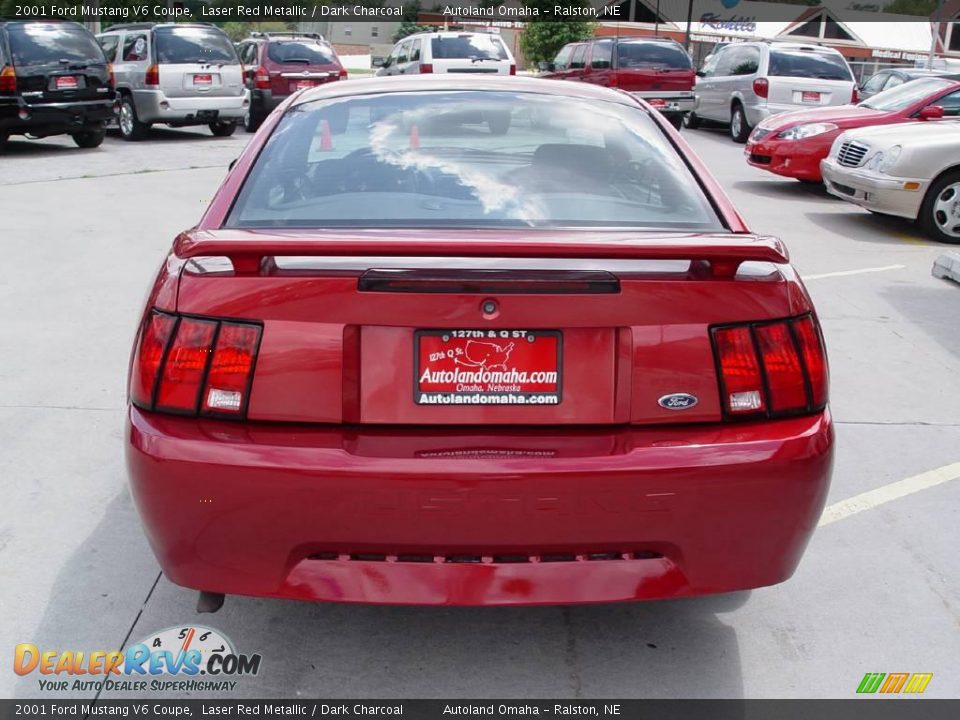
[415,330,561,405]
[55,76,78,90]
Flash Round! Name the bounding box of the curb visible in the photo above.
[932,252,960,285]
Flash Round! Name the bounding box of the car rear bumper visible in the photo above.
[630,91,694,114]
[821,158,927,219]
[127,406,834,606]
[132,89,249,124]
[0,96,116,135]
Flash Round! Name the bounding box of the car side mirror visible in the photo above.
[696,70,706,78]
[372,57,385,68]
[919,105,945,120]
[538,61,555,72]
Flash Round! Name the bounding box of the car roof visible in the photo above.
[293,74,643,109]
[765,42,845,54]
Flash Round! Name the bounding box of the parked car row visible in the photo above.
[1,20,350,150]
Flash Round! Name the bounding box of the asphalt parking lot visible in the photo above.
[2,118,959,700]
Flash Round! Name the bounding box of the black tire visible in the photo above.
[71,126,106,149]
[0,133,8,153]
[118,95,149,141]
[667,113,683,130]
[918,169,960,244]
[244,103,262,133]
[209,121,237,137]
[730,104,751,144]
[682,111,700,129]
[486,112,511,136]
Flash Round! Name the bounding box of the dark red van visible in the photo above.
[539,36,695,128]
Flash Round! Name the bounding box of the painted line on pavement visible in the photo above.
[804,265,906,281]
[819,462,960,527]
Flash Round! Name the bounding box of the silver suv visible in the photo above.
[687,42,856,143]
[96,22,248,140]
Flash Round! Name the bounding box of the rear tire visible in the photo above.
[667,114,683,130]
[730,104,751,144]
[0,133,8,153]
[918,169,960,244]
[118,95,148,141]
[244,103,262,133]
[682,111,700,129]
[209,121,237,137]
[71,126,106,149]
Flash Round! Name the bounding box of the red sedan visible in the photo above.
[746,76,960,182]
[126,76,833,608]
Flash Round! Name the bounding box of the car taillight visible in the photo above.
[753,77,769,99]
[509,64,516,76]
[254,68,270,89]
[130,310,262,419]
[712,314,828,419]
[851,86,860,104]
[338,68,348,79]
[106,63,115,89]
[130,312,176,409]
[608,73,619,88]
[0,65,16,93]
[145,64,159,86]
[419,63,433,74]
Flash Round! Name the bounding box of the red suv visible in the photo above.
[538,36,695,128]
[236,31,345,132]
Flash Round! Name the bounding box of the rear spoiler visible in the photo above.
[174,230,789,278]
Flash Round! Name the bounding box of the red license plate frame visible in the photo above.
[292,79,317,91]
[55,76,78,90]
[415,330,562,405]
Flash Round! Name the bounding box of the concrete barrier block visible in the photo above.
[932,252,960,285]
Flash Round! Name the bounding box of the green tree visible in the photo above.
[885,0,938,16]
[520,22,597,68]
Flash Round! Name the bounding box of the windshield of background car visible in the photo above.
[226,91,723,230]
[617,41,692,70]
[768,49,852,81]
[860,77,954,111]
[267,41,337,66]
[155,27,237,64]
[7,23,105,66]
[430,35,508,60]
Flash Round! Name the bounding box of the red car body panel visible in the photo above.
[125,76,833,606]
[745,81,960,181]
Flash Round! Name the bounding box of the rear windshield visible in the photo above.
[155,27,237,64]
[861,77,954,111]
[7,23,105,67]
[617,41,691,70]
[768,49,852,81]
[430,35,508,60]
[227,91,722,231]
[267,41,337,66]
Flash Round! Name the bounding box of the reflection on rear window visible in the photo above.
[8,24,104,66]
[861,77,953,111]
[617,41,691,70]
[156,28,237,64]
[769,50,852,81]
[431,35,508,60]
[267,41,336,66]
[226,91,722,231]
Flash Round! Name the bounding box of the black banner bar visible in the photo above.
[3,700,960,720]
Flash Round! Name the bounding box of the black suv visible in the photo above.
[0,20,116,151]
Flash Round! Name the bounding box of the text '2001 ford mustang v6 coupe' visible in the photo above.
[125,76,833,608]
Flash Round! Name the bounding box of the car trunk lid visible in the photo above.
[170,230,807,426]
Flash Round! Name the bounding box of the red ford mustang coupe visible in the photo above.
[126,76,833,608]
[745,76,960,183]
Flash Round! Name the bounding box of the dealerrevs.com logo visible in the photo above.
[14,625,261,693]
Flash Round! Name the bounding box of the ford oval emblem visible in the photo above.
[658,393,699,410]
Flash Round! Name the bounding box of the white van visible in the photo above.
[376,31,516,76]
